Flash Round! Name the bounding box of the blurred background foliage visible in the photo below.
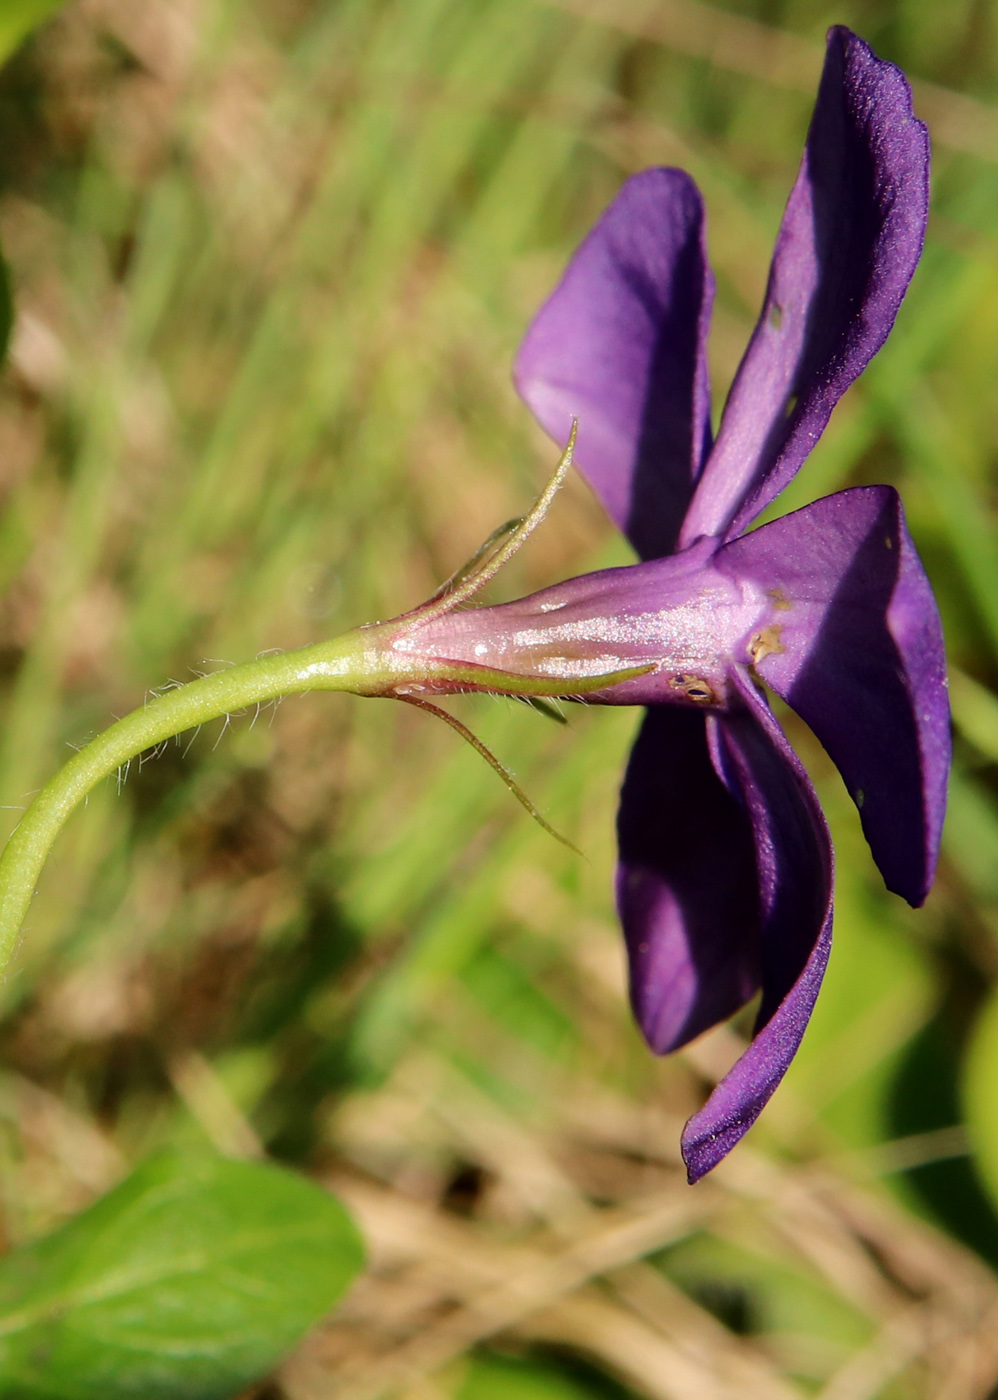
[0,0,997,1395]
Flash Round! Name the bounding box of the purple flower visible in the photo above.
[389,27,949,1180]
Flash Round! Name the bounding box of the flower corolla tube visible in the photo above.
[384,26,949,1180]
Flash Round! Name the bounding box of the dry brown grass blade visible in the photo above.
[166,1049,265,1161]
[285,1072,825,1400]
[305,1044,998,1399]
[515,1288,792,1400]
[814,1304,934,1400]
[0,1069,126,1197]
[811,1172,998,1399]
[602,1260,804,1400]
[713,1152,903,1319]
[284,1179,715,1400]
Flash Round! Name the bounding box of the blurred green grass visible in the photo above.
[0,0,998,1395]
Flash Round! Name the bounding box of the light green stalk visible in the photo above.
[0,630,387,973]
[0,624,649,975]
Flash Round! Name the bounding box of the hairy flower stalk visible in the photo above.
[0,26,949,1182]
[0,427,644,974]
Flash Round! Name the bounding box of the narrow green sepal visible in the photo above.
[422,517,522,606]
[406,658,656,698]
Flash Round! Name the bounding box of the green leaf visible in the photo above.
[0,0,66,65]
[0,1152,364,1400]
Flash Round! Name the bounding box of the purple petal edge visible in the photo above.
[515,169,714,560]
[616,708,761,1056]
[680,26,929,546]
[682,672,834,1183]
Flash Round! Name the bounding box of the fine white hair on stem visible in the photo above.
[182,724,203,758]
[212,713,233,751]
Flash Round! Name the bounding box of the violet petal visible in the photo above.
[680,26,929,545]
[719,486,949,907]
[682,670,833,1182]
[616,707,761,1055]
[515,169,714,560]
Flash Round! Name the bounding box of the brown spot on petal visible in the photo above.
[748,625,785,666]
[765,588,792,611]
[669,673,715,704]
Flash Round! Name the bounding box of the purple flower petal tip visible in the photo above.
[681,26,929,543]
[681,904,834,1182]
[678,676,833,1182]
[682,903,834,1184]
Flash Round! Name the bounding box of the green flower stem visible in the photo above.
[0,627,401,976]
[0,591,651,976]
